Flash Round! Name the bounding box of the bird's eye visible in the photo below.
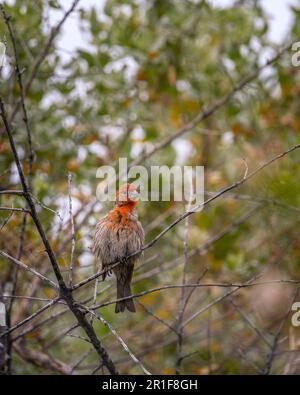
[120,191,127,196]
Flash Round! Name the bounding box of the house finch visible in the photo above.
[92,183,144,313]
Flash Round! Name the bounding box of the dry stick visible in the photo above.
[142,142,300,252]
[67,173,75,288]
[0,4,34,181]
[0,199,63,345]
[83,306,152,376]
[0,284,7,373]
[157,271,215,352]
[263,286,300,375]
[30,193,63,221]
[183,238,297,330]
[182,268,209,312]
[0,250,59,289]
[232,238,298,368]
[72,142,300,293]
[112,205,260,287]
[91,278,100,327]
[90,279,299,311]
[229,298,272,349]
[11,307,68,342]
[130,38,299,167]
[0,168,10,178]
[10,284,112,343]
[119,239,297,372]
[70,348,94,375]
[67,334,92,344]
[90,363,104,375]
[44,34,298,287]
[12,260,53,326]
[59,333,111,374]
[4,0,81,126]
[14,286,122,372]
[283,350,300,375]
[0,100,118,375]
[113,312,230,370]
[7,212,28,374]
[56,198,97,255]
[0,190,24,196]
[70,206,273,335]
[206,307,212,374]
[2,295,62,302]
[13,341,72,375]
[236,349,264,375]
[8,33,295,302]
[1,5,36,374]
[182,205,262,311]
[145,205,178,232]
[137,301,177,334]
[48,288,172,371]
[125,305,247,370]
[212,192,300,214]
[0,207,30,213]
[0,210,14,231]
[0,298,60,338]
[23,345,73,374]
[30,205,266,361]
[42,323,79,351]
[92,277,295,337]
[175,186,193,375]
[1,41,296,372]
[182,277,259,330]
[17,244,202,350]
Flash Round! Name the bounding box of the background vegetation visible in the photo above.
[0,0,300,375]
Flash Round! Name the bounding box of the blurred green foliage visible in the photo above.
[1,0,300,375]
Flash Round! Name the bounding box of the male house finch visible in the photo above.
[92,183,144,313]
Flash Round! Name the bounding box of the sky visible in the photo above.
[51,0,300,59]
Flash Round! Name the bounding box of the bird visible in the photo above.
[92,183,144,313]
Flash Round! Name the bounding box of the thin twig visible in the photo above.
[4,0,81,126]
[0,298,59,338]
[130,37,300,167]
[0,96,118,374]
[263,286,300,375]
[175,182,193,374]
[91,279,300,311]
[0,206,30,213]
[82,305,152,376]
[0,250,59,289]
[72,142,300,293]
[67,173,75,288]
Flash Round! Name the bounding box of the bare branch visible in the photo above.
[0,298,59,338]
[72,142,300,292]
[5,0,81,125]
[91,279,300,312]
[0,95,118,374]
[130,37,299,166]
[67,173,76,288]
[0,250,59,289]
[82,305,152,376]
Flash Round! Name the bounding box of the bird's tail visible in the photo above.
[115,265,135,313]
